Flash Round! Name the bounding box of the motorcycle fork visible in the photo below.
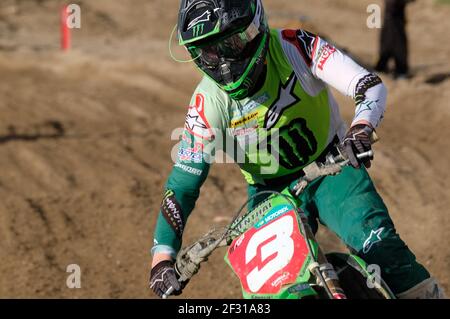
[297,211,347,299]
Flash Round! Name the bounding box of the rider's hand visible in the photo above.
[343,123,374,169]
[149,260,182,298]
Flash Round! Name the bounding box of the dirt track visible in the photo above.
[0,0,449,298]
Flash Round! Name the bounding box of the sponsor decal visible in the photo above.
[317,44,337,70]
[287,283,311,293]
[233,201,273,235]
[363,227,384,254]
[185,93,214,140]
[236,234,245,247]
[178,142,204,163]
[231,111,259,128]
[260,117,317,170]
[271,272,290,287]
[253,200,273,216]
[188,10,212,38]
[251,200,273,220]
[233,127,258,137]
[161,189,184,238]
[229,233,245,256]
[355,100,375,118]
[234,127,259,148]
[281,29,317,66]
[297,29,317,63]
[187,11,211,30]
[256,205,290,228]
[192,23,205,38]
[264,73,301,129]
[238,93,270,115]
[354,73,383,105]
[174,163,203,176]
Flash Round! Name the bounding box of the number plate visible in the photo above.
[226,205,310,295]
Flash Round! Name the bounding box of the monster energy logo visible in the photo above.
[260,118,318,169]
[192,23,205,38]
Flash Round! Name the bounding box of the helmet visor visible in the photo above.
[188,26,259,65]
[186,23,262,85]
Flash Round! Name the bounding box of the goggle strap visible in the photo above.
[169,24,202,63]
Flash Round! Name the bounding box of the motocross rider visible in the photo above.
[150,0,446,299]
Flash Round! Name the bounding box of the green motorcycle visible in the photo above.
[165,139,395,299]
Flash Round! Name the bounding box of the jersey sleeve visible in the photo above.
[281,29,387,129]
[151,81,225,258]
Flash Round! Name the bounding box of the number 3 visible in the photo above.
[245,215,295,292]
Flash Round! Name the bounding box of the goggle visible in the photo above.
[187,22,261,68]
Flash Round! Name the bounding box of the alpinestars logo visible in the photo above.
[185,94,214,140]
[187,10,211,30]
[186,114,207,131]
[363,227,384,254]
[297,30,316,58]
[264,73,301,129]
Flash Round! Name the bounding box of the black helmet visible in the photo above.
[178,0,269,100]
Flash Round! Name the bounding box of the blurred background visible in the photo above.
[0,0,448,298]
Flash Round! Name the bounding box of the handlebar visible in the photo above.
[327,150,374,166]
[291,148,374,197]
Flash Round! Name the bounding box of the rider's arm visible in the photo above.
[311,38,387,129]
[151,151,211,261]
[151,84,223,264]
[282,30,387,129]
[312,37,387,129]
